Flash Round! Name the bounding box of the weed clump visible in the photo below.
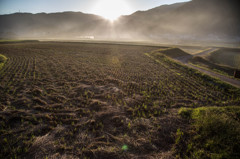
[0,54,7,70]
[177,106,240,159]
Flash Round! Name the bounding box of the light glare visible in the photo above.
[91,0,132,21]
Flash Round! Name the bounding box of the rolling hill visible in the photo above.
[0,12,111,39]
[116,0,240,43]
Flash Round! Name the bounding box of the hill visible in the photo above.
[116,0,240,43]
[0,12,111,39]
[0,0,239,43]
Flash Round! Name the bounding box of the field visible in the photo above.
[190,48,240,77]
[0,42,240,158]
[206,48,240,69]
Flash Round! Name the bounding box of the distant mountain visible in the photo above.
[0,0,239,43]
[0,12,111,39]
[115,0,240,43]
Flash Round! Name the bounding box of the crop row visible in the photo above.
[0,42,239,158]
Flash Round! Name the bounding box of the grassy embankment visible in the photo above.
[190,48,240,77]
[146,48,239,91]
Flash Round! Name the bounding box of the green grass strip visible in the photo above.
[177,106,240,159]
[0,54,7,70]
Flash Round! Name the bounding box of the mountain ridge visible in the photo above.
[0,0,239,43]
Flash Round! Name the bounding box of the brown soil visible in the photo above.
[0,42,239,158]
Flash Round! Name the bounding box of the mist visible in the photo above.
[0,0,239,45]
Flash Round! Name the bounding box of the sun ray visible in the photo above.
[91,0,132,21]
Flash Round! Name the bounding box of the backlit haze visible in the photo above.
[0,0,239,44]
[91,0,132,21]
[0,0,190,21]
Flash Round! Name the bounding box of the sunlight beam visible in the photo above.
[91,0,132,21]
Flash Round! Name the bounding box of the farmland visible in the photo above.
[0,42,240,158]
[189,48,240,77]
[205,48,240,69]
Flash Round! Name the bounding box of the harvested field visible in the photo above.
[0,42,239,158]
[206,48,240,69]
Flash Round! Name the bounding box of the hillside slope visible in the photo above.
[0,12,111,39]
[116,0,240,42]
[0,0,239,42]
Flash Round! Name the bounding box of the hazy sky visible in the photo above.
[0,0,190,20]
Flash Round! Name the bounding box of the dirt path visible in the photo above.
[175,48,240,88]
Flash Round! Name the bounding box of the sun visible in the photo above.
[91,0,132,21]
